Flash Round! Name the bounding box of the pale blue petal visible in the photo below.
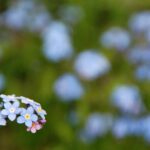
[15,108,22,114]
[25,120,32,127]
[17,116,25,124]
[13,101,20,108]
[0,119,6,126]
[21,108,26,115]
[27,107,34,114]
[8,114,16,121]
[31,114,38,122]
[1,109,9,115]
[4,102,11,109]
[41,115,46,119]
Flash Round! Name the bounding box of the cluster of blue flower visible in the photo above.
[54,50,111,101]
[79,84,150,143]
[100,11,150,81]
[0,94,46,133]
[78,12,150,142]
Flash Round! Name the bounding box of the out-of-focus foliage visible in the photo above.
[0,0,150,150]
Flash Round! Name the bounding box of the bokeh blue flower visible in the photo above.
[42,21,73,62]
[111,85,144,115]
[74,50,111,80]
[129,11,150,34]
[101,27,131,51]
[54,74,84,101]
[80,113,113,141]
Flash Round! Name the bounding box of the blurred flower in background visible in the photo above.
[54,74,84,101]
[111,85,144,115]
[80,113,113,142]
[42,21,73,62]
[3,0,51,32]
[112,117,142,139]
[74,50,111,80]
[129,11,150,34]
[101,27,131,51]
[128,46,150,65]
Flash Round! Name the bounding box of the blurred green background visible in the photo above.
[0,0,150,150]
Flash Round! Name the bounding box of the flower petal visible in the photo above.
[36,124,42,130]
[8,114,16,121]
[1,109,9,115]
[4,102,11,109]
[15,108,22,114]
[21,108,26,115]
[31,114,38,122]
[0,119,6,126]
[31,128,37,133]
[25,120,32,127]
[17,116,25,124]
[27,107,34,114]
[13,101,20,108]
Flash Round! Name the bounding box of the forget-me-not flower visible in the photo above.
[135,64,150,81]
[111,85,144,115]
[101,27,131,51]
[74,50,110,80]
[80,113,113,141]
[34,105,47,119]
[128,46,150,65]
[17,107,38,127]
[129,12,150,33]
[42,21,73,62]
[1,101,21,121]
[54,74,84,101]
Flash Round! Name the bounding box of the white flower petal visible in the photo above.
[17,116,25,124]
[1,109,9,115]
[8,114,16,121]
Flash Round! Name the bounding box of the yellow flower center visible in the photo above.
[37,107,42,113]
[25,114,31,120]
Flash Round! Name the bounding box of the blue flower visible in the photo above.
[0,94,17,103]
[141,116,150,142]
[34,105,47,119]
[128,46,150,65]
[1,101,21,121]
[3,0,51,32]
[135,65,150,81]
[101,27,131,51]
[111,85,144,115]
[80,113,113,141]
[0,113,6,126]
[54,74,84,101]
[42,21,73,62]
[17,107,38,127]
[112,117,131,138]
[74,50,110,80]
[129,11,150,33]
[18,96,46,119]
[3,0,31,30]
